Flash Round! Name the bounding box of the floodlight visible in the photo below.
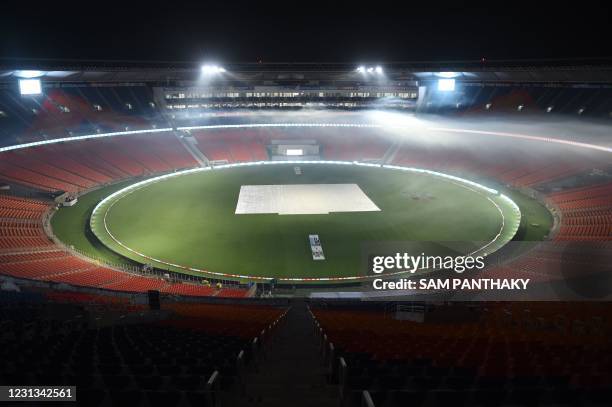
[437,78,455,92]
[367,67,374,73]
[356,66,366,73]
[436,72,458,78]
[546,106,553,113]
[19,79,42,95]
[375,66,383,74]
[201,64,225,74]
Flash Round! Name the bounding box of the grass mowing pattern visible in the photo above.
[89,163,525,282]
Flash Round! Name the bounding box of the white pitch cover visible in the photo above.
[235,184,380,215]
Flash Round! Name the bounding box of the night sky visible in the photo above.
[1,2,610,64]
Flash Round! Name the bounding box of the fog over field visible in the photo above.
[180,109,612,167]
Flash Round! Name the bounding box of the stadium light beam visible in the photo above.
[375,66,383,74]
[19,79,42,95]
[356,66,366,73]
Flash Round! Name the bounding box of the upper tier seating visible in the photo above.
[0,87,167,145]
[192,129,269,162]
[0,132,197,192]
[422,86,612,117]
[191,127,393,163]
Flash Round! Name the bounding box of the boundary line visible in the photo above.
[90,161,521,283]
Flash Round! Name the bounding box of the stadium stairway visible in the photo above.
[229,300,339,407]
[176,132,209,167]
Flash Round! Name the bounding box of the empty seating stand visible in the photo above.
[0,297,285,407]
[0,193,248,298]
[311,303,612,407]
[0,133,197,192]
[548,183,612,241]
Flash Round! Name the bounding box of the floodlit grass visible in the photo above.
[502,188,554,241]
[51,180,141,266]
[81,164,545,282]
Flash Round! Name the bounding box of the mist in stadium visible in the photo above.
[0,4,611,407]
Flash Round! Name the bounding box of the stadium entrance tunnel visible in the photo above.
[87,161,522,284]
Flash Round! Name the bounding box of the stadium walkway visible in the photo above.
[227,300,339,407]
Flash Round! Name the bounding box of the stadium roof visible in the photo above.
[1,58,612,86]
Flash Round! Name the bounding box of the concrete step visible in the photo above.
[225,301,341,407]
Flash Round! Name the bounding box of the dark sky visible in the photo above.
[1,2,610,64]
